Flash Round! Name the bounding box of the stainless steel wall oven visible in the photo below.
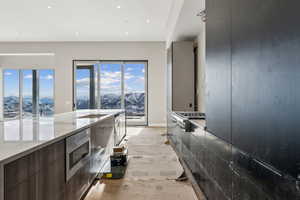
[66,129,91,181]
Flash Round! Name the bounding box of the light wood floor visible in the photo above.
[84,127,204,200]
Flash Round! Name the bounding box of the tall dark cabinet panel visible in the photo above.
[206,0,232,142]
[231,1,300,199]
[205,0,233,199]
[231,0,300,180]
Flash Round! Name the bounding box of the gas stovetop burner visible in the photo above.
[175,112,206,120]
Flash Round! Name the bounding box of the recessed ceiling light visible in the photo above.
[75,32,79,36]
[117,5,121,9]
[125,32,129,35]
[47,5,52,9]
[146,19,150,24]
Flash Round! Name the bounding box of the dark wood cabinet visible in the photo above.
[5,151,40,190]
[4,140,65,200]
[66,161,91,200]
[231,0,300,179]
[205,0,232,143]
[5,174,38,200]
[203,0,300,199]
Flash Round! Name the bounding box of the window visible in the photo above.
[124,62,146,124]
[22,70,33,117]
[2,69,55,120]
[74,61,147,126]
[76,67,92,109]
[100,63,122,109]
[4,70,20,119]
[39,70,54,116]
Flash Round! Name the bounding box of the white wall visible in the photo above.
[0,42,167,126]
[196,26,206,113]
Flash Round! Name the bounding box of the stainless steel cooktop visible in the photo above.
[175,112,206,120]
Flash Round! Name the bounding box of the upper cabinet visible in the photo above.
[167,41,195,112]
[205,0,232,143]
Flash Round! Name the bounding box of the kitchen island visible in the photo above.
[0,109,126,200]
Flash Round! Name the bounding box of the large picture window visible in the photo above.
[2,69,55,120]
[39,70,54,116]
[3,69,20,119]
[74,61,147,126]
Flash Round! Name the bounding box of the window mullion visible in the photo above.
[0,69,3,121]
[98,63,101,109]
[19,70,23,119]
[32,70,39,117]
[121,62,125,109]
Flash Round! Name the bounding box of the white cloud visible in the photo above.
[4,72,12,76]
[142,69,145,73]
[24,74,33,79]
[125,72,134,80]
[41,75,53,80]
[77,71,121,88]
[101,77,120,85]
[101,71,121,79]
[127,67,133,71]
[77,78,90,85]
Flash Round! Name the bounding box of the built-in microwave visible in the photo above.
[66,129,91,181]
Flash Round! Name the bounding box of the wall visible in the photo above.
[0,42,166,126]
[196,26,206,113]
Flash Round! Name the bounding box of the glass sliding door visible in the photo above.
[75,65,95,109]
[74,60,148,126]
[38,69,54,116]
[22,70,33,117]
[100,63,122,109]
[3,69,20,119]
[124,62,147,125]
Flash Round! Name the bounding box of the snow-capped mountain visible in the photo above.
[76,92,145,116]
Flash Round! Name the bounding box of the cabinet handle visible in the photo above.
[229,161,240,176]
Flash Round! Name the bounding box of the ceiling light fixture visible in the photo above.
[75,32,79,36]
[47,5,52,9]
[125,32,129,35]
[146,19,150,24]
[0,53,55,56]
[117,5,121,9]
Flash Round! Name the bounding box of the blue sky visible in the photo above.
[76,63,145,98]
[4,69,54,98]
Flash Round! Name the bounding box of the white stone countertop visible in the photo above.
[0,109,124,164]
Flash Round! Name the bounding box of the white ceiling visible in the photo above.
[0,0,174,41]
[168,0,205,46]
